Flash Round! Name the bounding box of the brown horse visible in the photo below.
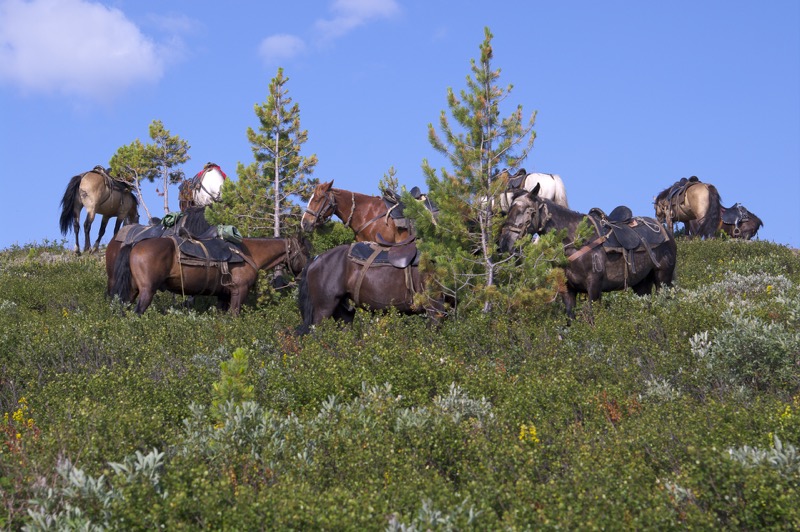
[59,166,140,254]
[653,177,722,239]
[111,235,310,315]
[301,180,409,243]
[105,207,211,297]
[688,203,764,240]
[500,185,677,319]
[296,242,446,334]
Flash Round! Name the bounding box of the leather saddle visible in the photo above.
[666,175,700,202]
[348,234,419,269]
[381,188,439,222]
[586,206,669,273]
[115,218,245,264]
[504,168,528,189]
[721,203,750,225]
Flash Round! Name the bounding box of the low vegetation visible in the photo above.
[1,238,798,529]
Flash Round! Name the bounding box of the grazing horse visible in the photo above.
[178,162,227,211]
[59,166,140,254]
[689,203,764,240]
[654,177,722,239]
[499,184,676,319]
[111,234,310,315]
[301,180,409,243]
[296,241,446,334]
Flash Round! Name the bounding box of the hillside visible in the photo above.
[1,239,798,529]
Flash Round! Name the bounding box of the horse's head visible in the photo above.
[301,181,336,232]
[498,185,545,253]
[285,235,312,277]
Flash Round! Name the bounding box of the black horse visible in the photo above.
[296,241,447,334]
[499,185,677,319]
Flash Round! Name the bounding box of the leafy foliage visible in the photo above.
[1,238,798,529]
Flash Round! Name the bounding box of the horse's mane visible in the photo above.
[181,206,213,235]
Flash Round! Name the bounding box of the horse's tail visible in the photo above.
[59,174,83,235]
[111,244,134,302]
[552,174,569,209]
[296,267,313,335]
[699,184,722,238]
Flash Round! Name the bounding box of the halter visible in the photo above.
[504,201,550,239]
[304,189,337,227]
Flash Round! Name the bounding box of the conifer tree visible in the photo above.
[208,68,317,237]
[110,120,190,218]
[404,27,538,313]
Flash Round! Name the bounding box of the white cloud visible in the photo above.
[314,0,400,40]
[0,0,168,100]
[258,34,307,65]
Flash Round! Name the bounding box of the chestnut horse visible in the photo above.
[296,243,446,334]
[105,207,211,297]
[654,177,721,239]
[500,185,676,319]
[59,166,140,254]
[301,180,409,243]
[111,235,310,315]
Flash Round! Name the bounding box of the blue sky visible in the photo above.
[1,0,798,250]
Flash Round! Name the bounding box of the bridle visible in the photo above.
[504,201,550,240]
[304,189,337,227]
[283,238,308,275]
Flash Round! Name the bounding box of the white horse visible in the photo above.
[178,162,227,210]
[481,170,569,213]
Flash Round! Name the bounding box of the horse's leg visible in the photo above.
[562,287,578,321]
[82,211,97,254]
[72,206,83,254]
[92,215,112,253]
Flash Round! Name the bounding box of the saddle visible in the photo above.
[721,203,750,225]
[92,165,133,192]
[348,235,419,269]
[115,216,249,265]
[665,175,701,202]
[380,188,439,229]
[580,206,670,274]
[504,168,528,189]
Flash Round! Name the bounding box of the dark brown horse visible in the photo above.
[301,180,409,243]
[654,177,722,239]
[689,203,764,240]
[59,166,140,254]
[296,242,445,334]
[111,234,310,315]
[500,185,677,319]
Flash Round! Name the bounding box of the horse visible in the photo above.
[111,233,310,315]
[482,169,569,213]
[59,166,140,254]
[654,177,722,239]
[301,180,410,243]
[178,162,227,211]
[296,241,446,334]
[499,184,676,319]
[689,203,764,240]
[105,207,211,297]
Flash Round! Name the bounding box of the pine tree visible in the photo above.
[110,120,190,216]
[404,27,538,313]
[208,68,317,237]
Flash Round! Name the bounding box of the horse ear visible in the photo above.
[324,180,333,190]
[530,183,541,198]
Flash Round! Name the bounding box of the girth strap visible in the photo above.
[353,246,382,307]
